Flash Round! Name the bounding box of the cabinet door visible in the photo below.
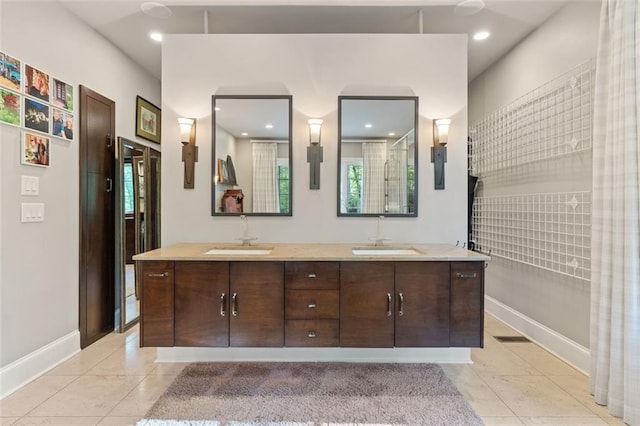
[230,262,284,347]
[174,261,229,347]
[340,262,394,347]
[139,261,174,347]
[395,262,450,347]
[450,262,484,347]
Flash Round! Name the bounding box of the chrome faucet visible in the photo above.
[370,215,391,246]
[237,215,257,246]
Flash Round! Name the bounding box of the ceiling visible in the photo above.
[58,0,572,82]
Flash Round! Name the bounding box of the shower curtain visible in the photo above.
[252,142,279,213]
[362,142,387,213]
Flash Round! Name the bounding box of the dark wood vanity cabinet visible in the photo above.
[139,261,174,347]
[139,258,484,349]
[285,261,340,347]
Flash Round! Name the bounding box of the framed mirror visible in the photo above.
[337,96,418,217]
[212,95,292,216]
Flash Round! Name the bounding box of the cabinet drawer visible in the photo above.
[285,262,339,289]
[285,320,339,347]
[285,289,339,319]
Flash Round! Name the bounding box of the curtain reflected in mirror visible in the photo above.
[116,137,161,331]
[338,96,418,217]
[212,95,292,216]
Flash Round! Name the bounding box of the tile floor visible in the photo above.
[0,314,627,426]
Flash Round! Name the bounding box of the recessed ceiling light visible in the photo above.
[473,31,490,41]
[141,2,172,19]
[241,132,248,136]
[365,123,373,128]
[214,107,221,111]
[265,124,274,129]
[388,132,396,136]
[149,32,163,42]
[454,0,485,17]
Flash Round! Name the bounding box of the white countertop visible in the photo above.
[133,242,490,262]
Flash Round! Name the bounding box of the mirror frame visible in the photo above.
[211,94,293,217]
[337,95,419,218]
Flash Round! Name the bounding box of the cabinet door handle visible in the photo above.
[308,273,316,278]
[308,331,316,338]
[106,178,113,192]
[220,293,226,317]
[147,272,168,278]
[456,272,477,279]
[308,301,317,308]
[231,293,238,316]
[398,293,404,317]
[386,293,392,317]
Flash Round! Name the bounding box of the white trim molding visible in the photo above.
[157,347,472,364]
[0,330,80,399]
[485,295,590,374]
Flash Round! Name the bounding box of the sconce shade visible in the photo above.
[178,117,195,143]
[308,118,323,145]
[434,118,451,145]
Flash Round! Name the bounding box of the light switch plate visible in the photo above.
[21,176,39,196]
[21,203,45,223]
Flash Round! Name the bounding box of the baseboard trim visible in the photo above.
[485,295,590,374]
[157,347,472,364]
[0,330,80,399]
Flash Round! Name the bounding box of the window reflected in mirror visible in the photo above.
[212,95,292,216]
[338,96,418,217]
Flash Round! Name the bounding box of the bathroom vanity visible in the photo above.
[134,243,489,362]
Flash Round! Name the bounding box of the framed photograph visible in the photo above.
[24,97,49,134]
[135,95,161,144]
[51,107,74,140]
[24,64,50,103]
[22,131,50,167]
[0,88,21,126]
[0,51,21,91]
[51,78,73,111]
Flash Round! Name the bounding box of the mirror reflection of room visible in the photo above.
[338,96,418,216]
[213,95,292,216]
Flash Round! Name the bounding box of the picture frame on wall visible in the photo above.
[24,97,49,134]
[135,95,161,144]
[51,107,74,140]
[24,64,50,103]
[52,77,74,111]
[0,87,21,127]
[0,51,21,92]
[21,131,50,167]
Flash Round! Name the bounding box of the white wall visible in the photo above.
[162,34,468,245]
[0,0,159,394]
[468,1,600,358]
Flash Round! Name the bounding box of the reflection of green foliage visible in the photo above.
[66,88,74,111]
[347,165,363,213]
[278,165,290,213]
[123,163,135,214]
[407,165,415,213]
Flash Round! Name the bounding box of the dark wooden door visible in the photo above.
[79,86,116,348]
[450,262,484,347]
[340,262,394,347]
[175,261,230,347]
[229,262,284,347]
[395,262,450,347]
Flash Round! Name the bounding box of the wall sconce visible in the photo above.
[307,118,323,190]
[431,118,451,190]
[178,117,198,189]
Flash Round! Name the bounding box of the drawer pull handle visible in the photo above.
[147,272,168,278]
[456,272,477,279]
[387,293,392,317]
[308,331,316,338]
[398,292,404,317]
[220,293,226,317]
[232,293,238,316]
[308,302,317,308]
[308,273,316,278]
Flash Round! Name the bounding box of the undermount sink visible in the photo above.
[205,247,273,255]
[351,247,420,256]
